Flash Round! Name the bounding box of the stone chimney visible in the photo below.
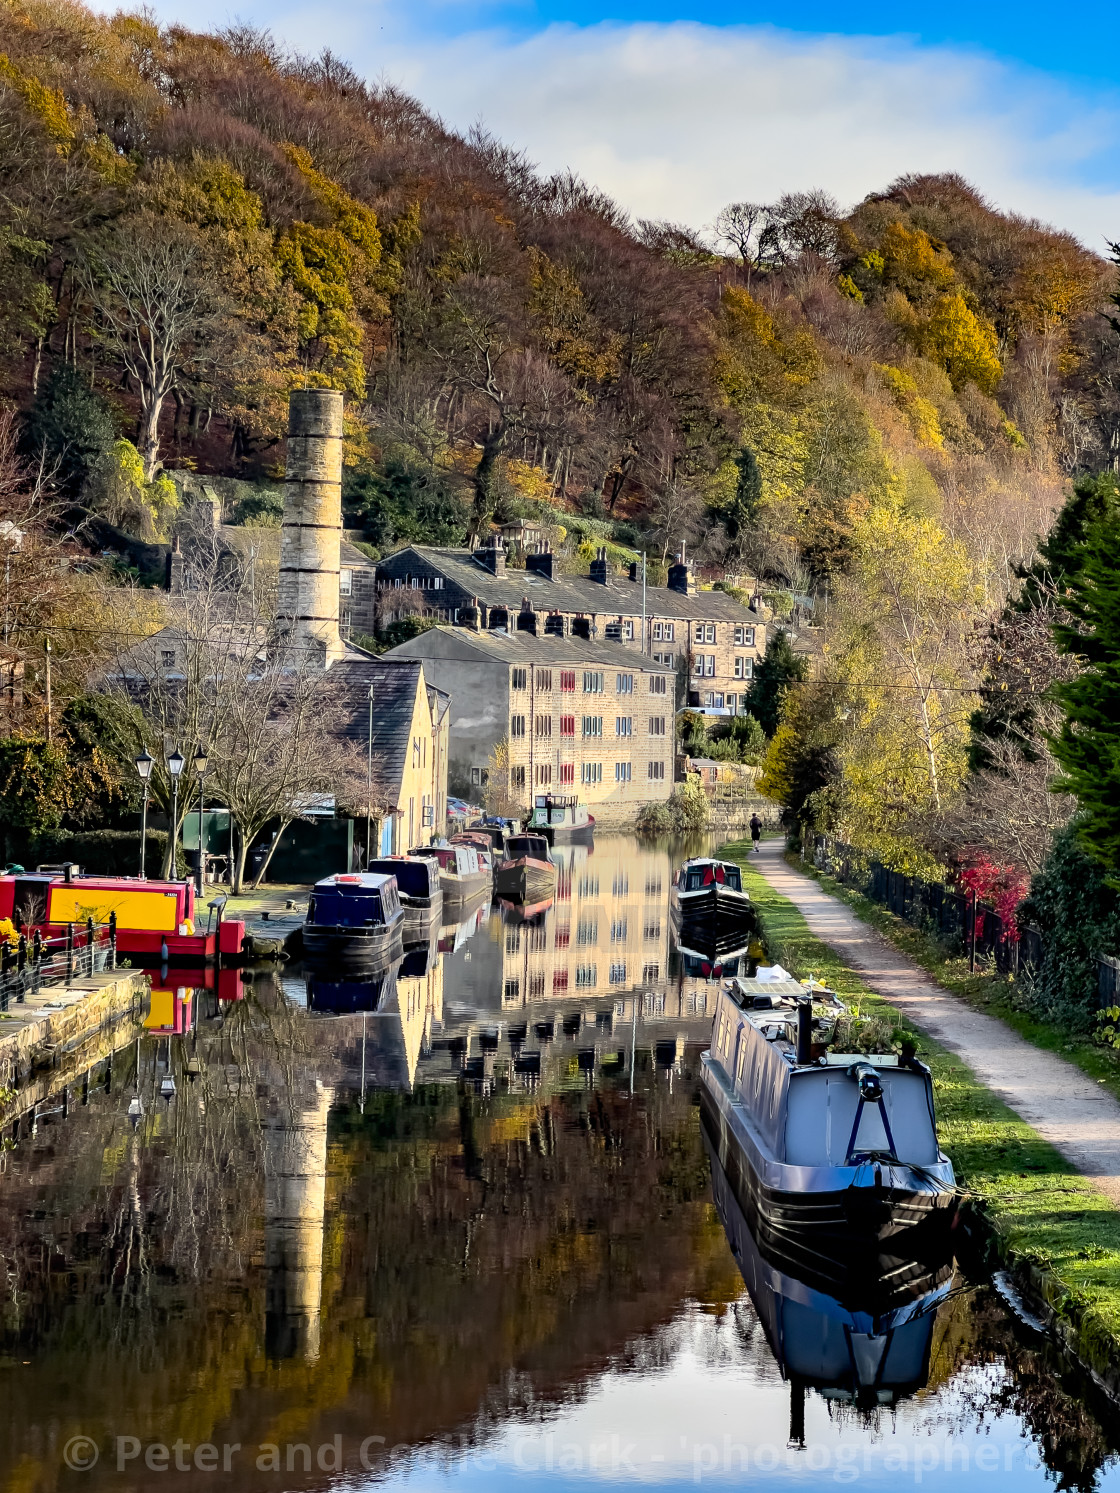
[668,552,695,596]
[590,546,612,585]
[277,389,345,668]
[457,597,481,631]
[476,538,507,576]
[166,534,184,594]
[525,546,554,581]
[517,596,538,635]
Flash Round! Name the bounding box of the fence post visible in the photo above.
[109,912,117,971]
[969,890,978,975]
[86,916,95,976]
[29,930,40,1002]
[66,923,74,982]
[0,943,9,1013]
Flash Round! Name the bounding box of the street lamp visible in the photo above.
[193,745,209,893]
[167,747,185,879]
[366,682,374,866]
[135,750,154,879]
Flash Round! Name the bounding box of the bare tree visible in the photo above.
[84,215,224,479]
[712,201,771,283]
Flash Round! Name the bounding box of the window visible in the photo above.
[512,668,527,690]
[692,654,716,677]
[653,621,675,642]
[504,978,520,1003]
[529,972,545,999]
[511,765,526,788]
[577,918,598,944]
[609,962,627,985]
[648,761,665,781]
[560,670,576,691]
[704,692,725,709]
[560,715,575,736]
[535,714,552,737]
[653,652,674,666]
[555,923,571,948]
[505,927,520,954]
[734,656,754,680]
[553,970,569,992]
[583,670,604,693]
[734,624,756,646]
[617,673,633,694]
[613,872,629,895]
[694,622,716,644]
[582,716,603,737]
[559,762,575,784]
[649,674,668,694]
[615,716,632,737]
[161,650,175,668]
[535,764,552,785]
[611,919,629,942]
[622,620,634,640]
[579,874,600,897]
[648,716,666,736]
[471,766,490,786]
[339,569,353,596]
[614,761,632,782]
[576,965,597,988]
[643,919,661,941]
[510,714,526,738]
[537,669,552,691]
[726,694,738,712]
[642,962,661,984]
[581,761,603,784]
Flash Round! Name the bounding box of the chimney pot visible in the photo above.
[589,548,612,586]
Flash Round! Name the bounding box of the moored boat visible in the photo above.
[366,855,443,935]
[526,793,595,844]
[701,973,958,1260]
[670,857,755,934]
[408,843,492,906]
[492,834,556,905]
[302,872,405,964]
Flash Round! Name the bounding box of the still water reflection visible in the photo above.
[0,834,1117,1493]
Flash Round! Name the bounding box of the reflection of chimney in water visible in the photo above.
[277,388,345,669]
[263,1081,333,1362]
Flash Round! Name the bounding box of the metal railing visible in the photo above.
[0,915,117,1011]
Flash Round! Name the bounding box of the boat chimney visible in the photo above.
[796,997,812,1065]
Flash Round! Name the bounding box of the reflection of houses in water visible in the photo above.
[263,1081,333,1364]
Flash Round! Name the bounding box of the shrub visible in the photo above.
[23,829,186,878]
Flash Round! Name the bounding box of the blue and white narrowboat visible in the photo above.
[701,974,958,1257]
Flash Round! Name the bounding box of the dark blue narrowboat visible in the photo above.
[367,855,443,934]
[303,872,405,964]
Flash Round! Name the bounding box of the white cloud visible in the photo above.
[86,0,1120,247]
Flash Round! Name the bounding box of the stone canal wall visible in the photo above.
[0,969,148,1093]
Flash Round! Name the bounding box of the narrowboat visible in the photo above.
[0,866,244,965]
[671,857,754,927]
[705,1130,953,1411]
[366,855,443,934]
[701,973,958,1259]
[493,834,556,905]
[408,843,492,906]
[526,793,594,844]
[450,830,499,867]
[302,872,405,964]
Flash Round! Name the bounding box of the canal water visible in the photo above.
[1,834,1118,1493]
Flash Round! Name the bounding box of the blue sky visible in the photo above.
[93,0,1120,247]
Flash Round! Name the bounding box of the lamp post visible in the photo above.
[366,682,374,866]
[167,747,184,878]
[135,750,154,879]
[193,745,209,893]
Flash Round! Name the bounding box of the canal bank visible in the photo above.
[725,836,1120,1400]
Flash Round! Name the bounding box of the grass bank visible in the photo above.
[721,836,1120,1370]
[784,848,1120,1107]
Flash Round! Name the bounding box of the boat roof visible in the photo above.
[314,872,396,891]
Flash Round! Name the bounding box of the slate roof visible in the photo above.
[328,656,427,801]
[381,546,759,622]
[383,626,675,675]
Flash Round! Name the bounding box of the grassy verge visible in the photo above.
[720,836,1120,1354]
[783,848,1120,1107]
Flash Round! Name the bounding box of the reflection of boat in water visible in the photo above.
[527,793,594,844]
[670,858,756,937]
[493,834,556,904]
[677,942,750,982]
[705,1130,954,1409]
[304,947,401,1014]
[302,873,405,964]
[498,895,554,922]
[437,898,490,955]
[701,974,958,1258]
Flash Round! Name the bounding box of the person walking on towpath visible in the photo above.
[749,813,763,853]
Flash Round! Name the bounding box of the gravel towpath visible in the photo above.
[750,837,1120,1208]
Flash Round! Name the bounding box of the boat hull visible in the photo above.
[302,917,404,966]
[493,859,557,903]
[439,868,492,905]
[700,1053,958,1264]
[672,883,756,929]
